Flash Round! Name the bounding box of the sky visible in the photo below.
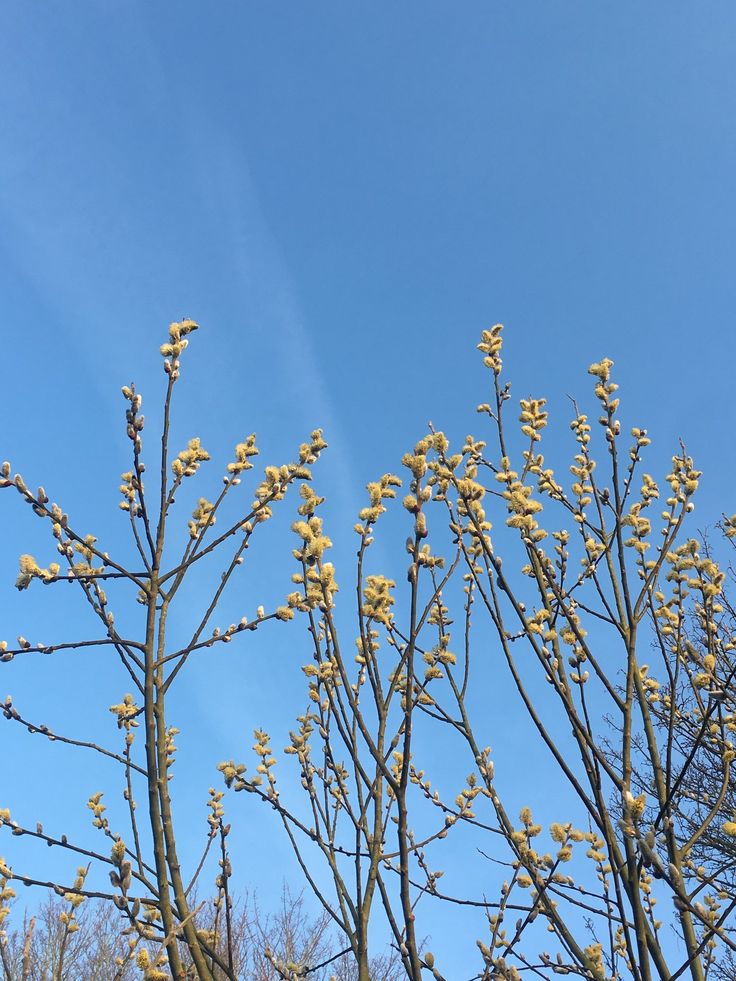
[1,2,736,976]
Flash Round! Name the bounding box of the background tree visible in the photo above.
[0,887,401,981]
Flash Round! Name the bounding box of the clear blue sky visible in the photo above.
[2,2,736,974]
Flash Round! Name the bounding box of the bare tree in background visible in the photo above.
[0,887,400,981]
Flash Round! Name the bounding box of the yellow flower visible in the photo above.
[477,324,503,374]
[588,358,614,382]
[549,822,567,843]
[362,575,396,626]
[624,791,646,821]
[172,438,210,478]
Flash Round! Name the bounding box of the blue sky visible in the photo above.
[2,2,736,974]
